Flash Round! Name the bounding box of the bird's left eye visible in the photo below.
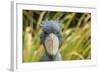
[55,31,59,34]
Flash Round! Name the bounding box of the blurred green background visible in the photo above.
[23,10,91,62]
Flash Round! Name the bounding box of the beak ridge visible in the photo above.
[44,33,59,56]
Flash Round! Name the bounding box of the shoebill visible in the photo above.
[40,20,63,61]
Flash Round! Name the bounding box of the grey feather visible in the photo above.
[40,20,63,61]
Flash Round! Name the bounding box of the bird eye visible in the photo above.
[55,31,59,34]
[44,31,48,35]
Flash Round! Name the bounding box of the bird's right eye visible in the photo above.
[44,31,48,35]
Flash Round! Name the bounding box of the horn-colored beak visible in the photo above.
[44,33,59,56]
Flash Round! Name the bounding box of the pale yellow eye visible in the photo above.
[44,33,59,56]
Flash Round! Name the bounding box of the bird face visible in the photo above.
[44,33,59,56]
[40,20,63,58]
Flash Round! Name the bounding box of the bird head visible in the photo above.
[40,20,63,58]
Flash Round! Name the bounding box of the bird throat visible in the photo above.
[46,52,58,60]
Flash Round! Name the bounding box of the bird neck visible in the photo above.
[45,51,62,61]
